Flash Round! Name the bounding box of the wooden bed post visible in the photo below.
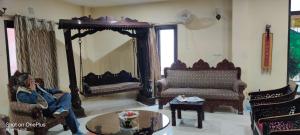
[63,29,86,117]
[136,29,155,105]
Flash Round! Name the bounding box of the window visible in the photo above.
[291,0,300,11]
[155,25,178,76]
[4,20,17,79]
[288,0,300,93]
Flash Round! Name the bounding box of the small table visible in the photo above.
[169,97,205,128]
[86,110,169,135]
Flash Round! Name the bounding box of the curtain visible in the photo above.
[148,28,161,82]
[14,15,58,88]
[148,27,161,97]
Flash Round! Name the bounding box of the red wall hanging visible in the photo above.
[261,24,273,73]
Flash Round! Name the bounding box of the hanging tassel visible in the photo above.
[78,29,84,93]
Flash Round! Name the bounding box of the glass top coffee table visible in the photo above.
[86,110,170,135]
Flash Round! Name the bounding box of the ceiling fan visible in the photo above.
[176,9,216,30]
[176,9,193,24]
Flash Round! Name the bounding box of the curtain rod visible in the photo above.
[152,22,180,26]
[1,14,59,25]
[0,14,14,20]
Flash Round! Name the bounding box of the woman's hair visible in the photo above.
[16,73,30,87]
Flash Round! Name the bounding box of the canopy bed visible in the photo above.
[58,16,156,117]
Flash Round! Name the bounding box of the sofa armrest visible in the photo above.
[233,80,247,93]
[10,102,43,119]
[156,78,168,97]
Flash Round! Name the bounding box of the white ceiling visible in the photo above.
[62,0,174,7]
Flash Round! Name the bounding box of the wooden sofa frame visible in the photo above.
[157,59,246,114]
[248,84,298,130]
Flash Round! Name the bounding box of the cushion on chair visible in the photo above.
[166,70,238,90]
[160,88,240,100]
[89,82,140,94]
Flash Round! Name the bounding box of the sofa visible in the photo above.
[156,59,247,114]
[82,70,141,97]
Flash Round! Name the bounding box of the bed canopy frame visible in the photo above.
[58,16,154,117]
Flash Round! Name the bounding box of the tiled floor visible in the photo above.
[10,92,252,135]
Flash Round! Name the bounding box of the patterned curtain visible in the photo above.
[14,15,58,88]
[148,27,161,82]
[148,27,161,97]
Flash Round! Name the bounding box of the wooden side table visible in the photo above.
[169,97,205,128]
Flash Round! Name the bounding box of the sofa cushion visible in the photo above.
[161,88,239,100]
[166,70,238,90]
[89,82,140,94]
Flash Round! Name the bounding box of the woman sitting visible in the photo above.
[15,73,83,135]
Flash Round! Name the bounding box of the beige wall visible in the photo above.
[91,0,289,95]
[0,0,83,114]
[232,0,289,95]
[95,39,137,75]
[89,0,233,71]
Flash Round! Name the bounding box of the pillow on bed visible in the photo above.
[84,73,99,86]
[117,70,132,82]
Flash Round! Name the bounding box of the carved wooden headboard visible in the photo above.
[164,59,241,79]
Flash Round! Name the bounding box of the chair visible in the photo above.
[0,114,10,135]
[8,73,68,135]
[252,97,300,135]
[248,83,298,129]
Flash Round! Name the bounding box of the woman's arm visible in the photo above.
[16,92,38,104]
[36,84,62,95]
[46,88,62,95]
